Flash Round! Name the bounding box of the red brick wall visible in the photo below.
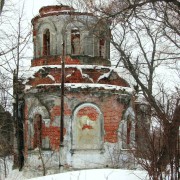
[25,59,128,154]
[65,93,124,144]
[77,106,99,121]
[24,91,125,155]
[27,66,129,87]
[24,104,29,157]
[31,56,80,67]
[41,125,61,150]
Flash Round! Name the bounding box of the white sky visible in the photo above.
[1,0,70,25]
[24,0,59,21]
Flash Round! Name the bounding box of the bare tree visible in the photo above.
[0,0,32,172]
[0,104,13,179]
[70,0,180,179]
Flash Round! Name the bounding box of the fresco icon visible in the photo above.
[73,104,103,150]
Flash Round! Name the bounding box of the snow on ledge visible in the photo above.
[97,69,112,82]
[31,83,133,93]
[46,74,55,82]
[22,65,113,78]
[24,85,32,91]
[22,65,124,84]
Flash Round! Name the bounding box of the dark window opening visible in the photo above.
[33,114,42,149]
[71,29,80,55]
[99,38,105,57]
[43,29,50,56]
[127,119,132,145]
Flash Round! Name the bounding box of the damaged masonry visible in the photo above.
[13,5,149,178]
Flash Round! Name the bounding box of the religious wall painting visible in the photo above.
[73,103,103,150]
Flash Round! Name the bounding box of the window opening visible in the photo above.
[99,38,105,57]
[71,29,80,55]
[127,119,132,145]
[43,29,50,56]
[122,117,133,149]
[33,114,42,149]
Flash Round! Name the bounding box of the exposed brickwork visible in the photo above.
[83,68,108,82]
[24,90,126,156]
[39,5,74,16]
[103,96,123,143]
[31,56,80,67]
[32,6,93,26]
[98,72,129,87]
[41,103,70,149]
[24,103,29,157]
[65,92,125,144]
[64,103,72,116]
[50,105,61,120]
[33,29,36,36]
[41,125,61,150]
[27,66,130,88]
[65,56,80,65]
[22,4,134,171]
[77,106,99,121]
[50,104,72,121]
[23,102,71,152]
[29,76,54,86]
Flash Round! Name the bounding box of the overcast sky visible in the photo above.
[1,0,69,23]
[24,0,59,20]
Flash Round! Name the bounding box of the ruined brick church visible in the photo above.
[15,5,147,177]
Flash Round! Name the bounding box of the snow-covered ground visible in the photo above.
[5,168,148,180]
[0,157,13,180]
[2,156,148,180]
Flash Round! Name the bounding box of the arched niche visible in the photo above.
[64,21,84,55]
[33,114,42,149]
[28,105,49,120]
[36,21,57,57]
[119,106,135,150]
[72,103,104,150]
[28,105,50,150]
[43,29,50,56]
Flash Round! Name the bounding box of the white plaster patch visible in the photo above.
[29,106,49,119]
[43,119,50,127]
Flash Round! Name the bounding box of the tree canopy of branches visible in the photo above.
[0,0,31,171]
[0,0,31,111]
[76,0,180,179]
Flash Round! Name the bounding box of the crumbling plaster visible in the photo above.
[21,5,136,177]
[33,13,110,59]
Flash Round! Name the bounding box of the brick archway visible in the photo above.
[27,105,50,150]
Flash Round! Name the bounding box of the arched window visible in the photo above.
[43,29,50,56]
[121,107,135,149]
[126,118,132,145]
[99,38,105,57]
[33,114,42,149]
[71,29,80,55]
[122,118,132,149]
